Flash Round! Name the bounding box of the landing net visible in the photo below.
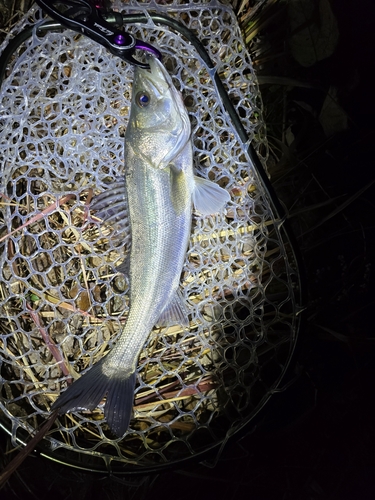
[0,0,303,471]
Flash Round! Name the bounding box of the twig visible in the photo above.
[0,194,75,243]
[0,410,59,489]
[26,304,72,382]
[300,179,375,237]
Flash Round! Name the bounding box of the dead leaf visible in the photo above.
[288,0,339,67]
[319,86,348,136]
[285,125,295,147]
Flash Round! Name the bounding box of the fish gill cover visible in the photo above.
[0,0,303,471]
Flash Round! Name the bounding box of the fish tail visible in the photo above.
[104,370,136,437]
[51,359,137,437]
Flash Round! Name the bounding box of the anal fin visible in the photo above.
[156,289,190,327]
[116,254,130,275]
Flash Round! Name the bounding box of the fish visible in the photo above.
[51,56,230,437]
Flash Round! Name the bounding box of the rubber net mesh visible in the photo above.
[0,1,302,470]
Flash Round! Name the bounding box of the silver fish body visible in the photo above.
[52,57,230,436]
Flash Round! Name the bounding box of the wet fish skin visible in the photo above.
[52,57,230,436]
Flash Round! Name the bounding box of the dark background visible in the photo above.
[1,0,375,498]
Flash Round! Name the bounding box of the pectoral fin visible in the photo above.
[192,176,231,215]
[170,165,190,215]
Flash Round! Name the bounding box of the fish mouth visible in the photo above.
[148,56,173,87]
[130,55,191,169]
[133,56,177,100]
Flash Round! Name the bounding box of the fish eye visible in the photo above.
[136,91,150,108]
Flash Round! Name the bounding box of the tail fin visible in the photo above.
[51,359,137,437]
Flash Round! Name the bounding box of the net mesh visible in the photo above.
[0,0,302,470]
